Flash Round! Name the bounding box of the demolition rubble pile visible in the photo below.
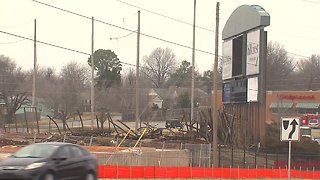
[0,113,212,150]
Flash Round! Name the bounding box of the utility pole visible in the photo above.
[212,2,220,167]
[32,19,37,108]
[135,10,141,131]
[32,19,37,133]
[91,17,95,130]
[191,0,196,122]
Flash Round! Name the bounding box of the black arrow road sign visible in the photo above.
[288,119,298,139]
[281,118,300,141]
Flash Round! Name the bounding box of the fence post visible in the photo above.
[63,134,66,142]
[89,135,93,146]
[313,167,315,179]
[199,144,202,167]
[218,145,221,167]
[254,151,257,168]
[231,146,234,168]
[14,114,18,133]
[265,152,268,168]
[34,107,40,134]
[165,166,168,179]
[143,165,145,178]
[279,166,281,178]
[3,124,6,133]
[243,146,246,168]
[23,107,29,133]
[33,132,36,143]
[116,162,119,179]
[312,159,315,171]
[48,118,51,133]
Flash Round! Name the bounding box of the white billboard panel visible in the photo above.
[222,40,232,80]
[247,77,258,102]
[246,29,260,75]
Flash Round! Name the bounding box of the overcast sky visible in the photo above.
[1,0,320,74]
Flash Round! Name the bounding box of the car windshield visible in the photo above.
[13,144,60,158]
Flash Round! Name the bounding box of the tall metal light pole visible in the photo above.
[191,0,196,122]
[32,19,37,108]
[135,11,141,131]
[90,17,95,130]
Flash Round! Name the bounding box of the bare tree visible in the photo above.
[122,68,136,88]
[297,54,320,90]
[141,47,177,88]
[35,67,60,116]
[97,107,108,129]
[267,41,295,90]
[0,55,30,124]
[58,62,89,131]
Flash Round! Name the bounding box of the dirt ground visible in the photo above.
[0,132,129,154]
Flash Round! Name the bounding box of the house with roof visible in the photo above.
[147,86,210,109]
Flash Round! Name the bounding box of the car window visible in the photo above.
[79,146,90,156]
[55,146,72,158]
[69,146,85,158]
[13,144,59,158]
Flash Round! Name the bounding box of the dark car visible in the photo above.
[165,119,184,129]
[0,142,98,180]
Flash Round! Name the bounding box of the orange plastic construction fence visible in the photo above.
[98,165,320,179]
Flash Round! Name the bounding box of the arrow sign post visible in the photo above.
[280,118,300,180]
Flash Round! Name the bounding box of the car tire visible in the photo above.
[42,172,55,180]
[85,172,96,180]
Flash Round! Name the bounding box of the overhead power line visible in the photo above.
[0,0,307,69]
[0,20,33,29]
[117,0,215,33]
[0,30,90,56]
[110,31,135,41]
[0,36,33,44]
[119,0,312,61]
[0,30,143,70]
[31,0,215,56]
[302,0,320,4]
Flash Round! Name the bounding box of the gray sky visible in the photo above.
[1,0,320,73]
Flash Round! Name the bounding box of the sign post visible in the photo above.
[280,118,300,180]
[288,141,291,179]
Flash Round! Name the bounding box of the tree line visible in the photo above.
[0,41,319,126]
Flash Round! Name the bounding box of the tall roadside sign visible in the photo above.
[222,5,270,145]
[280,117,300,180]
